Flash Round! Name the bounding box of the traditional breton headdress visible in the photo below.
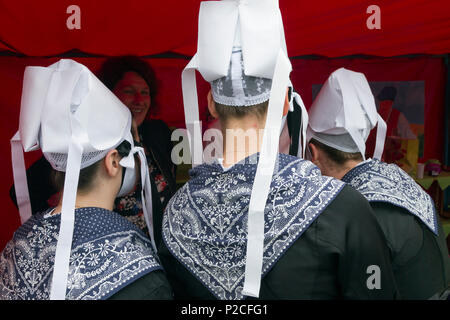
[10,59,155,300]
[306,68,387,160]
[181,0,306,297]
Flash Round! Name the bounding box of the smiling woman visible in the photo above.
[97,56,177,246]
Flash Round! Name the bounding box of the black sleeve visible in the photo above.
[9,155,56,214]
[370,202,450,299]
[108,270,174,300]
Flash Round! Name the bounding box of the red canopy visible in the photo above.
[1,0,450,57]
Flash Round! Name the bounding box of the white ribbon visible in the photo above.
[181,55,204,167]
[116,135,156,254]
[136,148,157,254]
[241,50,291,297]
[50,114,87,300]
[10,131,32,225]
[373,114,387,160]
[292,92,309,158]
[11,66,54,224]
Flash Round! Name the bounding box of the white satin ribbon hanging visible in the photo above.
[373,114,387,160]
[12,66,53,225]
[348,70,387,160]
[181,55,204,167]
[49,65,89,300]
[136,147,157,254]
[10,131,32,224]
[292,92,309,159]
[117,143,156,253]
[50,116,87,300]
[339,70,370,161]
[242,50,291,297]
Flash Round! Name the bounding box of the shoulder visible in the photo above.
[321,184,375,222]
[274,154,320,178]
[73,208,153,249]
[310,184,382,250]
[140,119,173,150]
[369,201,423,254]
[140,119,171,135]
[76,208,162,265]
[10,211,51,242]
[370,201,423,231]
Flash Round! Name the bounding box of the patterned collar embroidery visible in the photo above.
[0,207,162,300]
[342,159,438,235]
[163,154,344,300]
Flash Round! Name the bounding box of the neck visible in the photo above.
[329,159,362,180]
[221,115,266,168]
[52,190,115,215]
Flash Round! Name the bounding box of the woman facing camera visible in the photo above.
[98,56,177,244]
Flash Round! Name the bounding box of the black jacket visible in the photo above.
[139,119,177,198]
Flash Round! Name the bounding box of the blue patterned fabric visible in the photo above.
[162,153,344,300]
[0,207,162,300]
[342,159,438,235]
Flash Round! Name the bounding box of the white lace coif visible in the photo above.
[306,67,387,160]
[211,47,272,107]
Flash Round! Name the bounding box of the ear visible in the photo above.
[308,142,320,163]
[103,149,122,178]
[283,88,290,117]
[207,90,219,119]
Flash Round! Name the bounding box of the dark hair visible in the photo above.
[215,100,269,123]
[50,140,132,193]
[310,138,363,165]
[51,160,102,194]
[97,55,158,105]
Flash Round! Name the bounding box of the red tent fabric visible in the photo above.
[0,0,450,57]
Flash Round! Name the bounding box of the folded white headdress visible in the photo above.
[307,68,387,160]
[181,0,307,298]
[11,59,155,300]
